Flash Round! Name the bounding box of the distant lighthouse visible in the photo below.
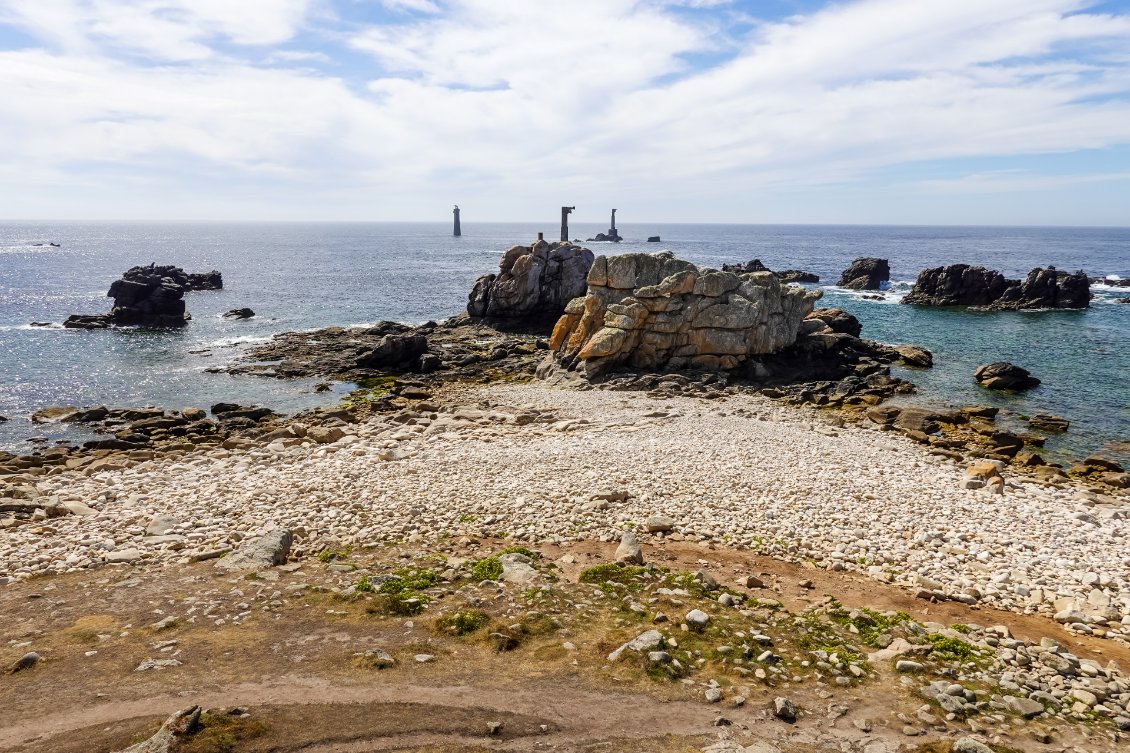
[453,205,461,237]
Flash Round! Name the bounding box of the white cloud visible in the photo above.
[0,0,317,59]
[918,169,1130,193]
[380,0,441,13]
[0,0,1129,220]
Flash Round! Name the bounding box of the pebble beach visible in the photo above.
[5,382,1127,642]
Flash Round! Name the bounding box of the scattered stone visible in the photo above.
[614,531,644,565]
[7,652,40,673]
[772,696,797,722]
[214,527,292,572]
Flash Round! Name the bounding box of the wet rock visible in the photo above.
[222,308,255,319]
[837,258,890,290]
[30,406,78,423]
[1029,414,1069,432]
[974,362,1040,391]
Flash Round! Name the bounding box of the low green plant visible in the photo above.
[499,545,539,559]
[471,556,503,581]
[926,633,989,664]
[435,610,490,636]
[578,563,648,586]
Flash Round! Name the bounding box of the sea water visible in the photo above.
[1,221,1127,463]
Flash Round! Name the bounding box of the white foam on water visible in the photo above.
[819,285,908,304]
[208,335,273,347]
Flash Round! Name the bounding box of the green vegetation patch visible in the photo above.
[174,713,268,753]
[340,376,399,409]
[926,634,990,665]
[470,556,503,581]
[828,603,912,647]
[435,610,491,636]
[578,563,648,587]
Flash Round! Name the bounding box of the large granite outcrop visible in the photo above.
[837,258,889,290]
[544,251,821,378]
[63,264,223,329]
[902,264,1089,309]
[467,239,594,326]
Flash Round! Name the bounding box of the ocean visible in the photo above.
[1,221,1128,464]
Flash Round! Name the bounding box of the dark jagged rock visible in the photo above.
[587,231,623,243]
[902,265,1011,306]
[65,264,223,329]
[1117,297,1130,304]
[721,259,771,274]
[776,270,821,284]
[1092,276,1130,288]
[903,264,1089,309]
[222,308,255,319]
[467,239,594,327]
[837,258,890,290]
[984,267,1090,310]
[355,333,428,370]
[647,236,661,243]
[63,314,112,330]
[974,362,1041,391]
[721,259,820,283]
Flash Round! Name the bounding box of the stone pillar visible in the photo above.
[453,205,461,237]
[610,209,617,234]
[560,206,575,242]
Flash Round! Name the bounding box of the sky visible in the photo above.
[1,0,1129,225]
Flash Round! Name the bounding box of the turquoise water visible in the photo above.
[1,221,1127,462]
